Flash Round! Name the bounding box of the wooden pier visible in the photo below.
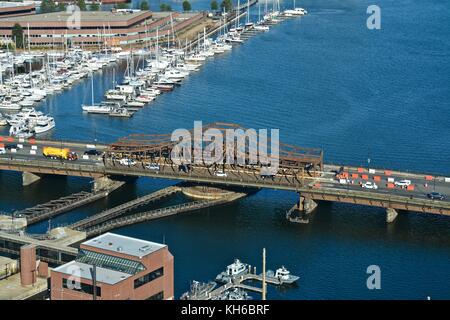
[69,185,181,230]
[85,192,246,237]
[18,181,124,226]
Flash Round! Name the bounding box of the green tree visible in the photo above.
[211,0,218,11]
[140,0,149,10]
[116,3,129,9]
[77,0,87,11]
[57,2,67,11]
[89,3,100,11]
[12,23,24,49]
[220,0,232,12]
[182,0,191,11]
[159,3,172,11]
[40,0,56,13]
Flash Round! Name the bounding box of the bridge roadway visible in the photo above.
[1,138,450,217]
[85,192,246,237]
[69,185,181,230]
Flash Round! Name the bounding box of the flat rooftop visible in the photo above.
[0,10,147,23]
[53,260,132,285]
[0,1,34,9]
[82,233,166,258]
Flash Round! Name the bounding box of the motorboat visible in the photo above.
[284,8,307,16]
[180,281,217,300]
[164,69,189,80]
[265,266,299,284]
[135,95,154,103]
[215,259,249,284]
[0,113,7,126]
[0,99,21,111]
[33,116,55,134]
[9,122,34,138]
[109,107,132,117]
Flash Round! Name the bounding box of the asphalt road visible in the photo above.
[1,138,450,205]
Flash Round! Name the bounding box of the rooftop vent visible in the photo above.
[117,246,123,252]
[139,245,150,252]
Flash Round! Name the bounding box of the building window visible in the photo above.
[134,267,164,289]
[77,249,145,275]
[63,278,101,297]
[147,291,164,300]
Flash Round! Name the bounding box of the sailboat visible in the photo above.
[82,73,111,114]
[244,0,254,29]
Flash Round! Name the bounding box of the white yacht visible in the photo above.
[0,99,21,111]
[33,116,55,134]
[9,122,34,138]
[215,259,249,284]
[0,113,7,126]
[284,8,307,16]
[266,266,299,284]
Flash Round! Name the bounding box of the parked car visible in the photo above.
[215,170,227,177]
[5,144,18,150]
[427,192,445,200]
[394,180,412,187]
[84,149,102,156]
[362,182,378,189]
[119,158,136,166]
[145,163,160,171]
[0,147,5,154]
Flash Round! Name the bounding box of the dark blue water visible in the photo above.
[2,0,450,299]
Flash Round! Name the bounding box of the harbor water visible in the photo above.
[1,0,450,299]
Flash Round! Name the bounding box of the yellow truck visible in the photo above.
[43,147,78,161]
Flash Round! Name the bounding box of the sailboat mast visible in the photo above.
[91,72,94,106]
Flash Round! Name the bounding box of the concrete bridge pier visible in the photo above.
[386,208,399,223]
[298,194,318,215]
[22,172,42,186]
[93,176,117,193]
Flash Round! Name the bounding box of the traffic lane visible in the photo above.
[0,143,104,163]
[322,169,450,198]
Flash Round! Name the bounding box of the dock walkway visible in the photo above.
[69,185,181,231]
[85,192,246,237]
[20,181,124,226]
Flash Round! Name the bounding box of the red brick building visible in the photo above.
[51,233,174,300]
[0,10,204,47]
[0,1,35,18]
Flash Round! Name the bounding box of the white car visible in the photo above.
[119,158,136,166]
[362,182,378,189]
[0,147,5,154]
[394,180,411,187]
[145,163,160,171]
[215,171,227,177]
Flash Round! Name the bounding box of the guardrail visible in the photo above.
[86,197,231,236]
[1,157,450,215]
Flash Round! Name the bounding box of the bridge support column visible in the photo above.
[93,176,115,193]
[386,208,398,223]
[298,195,318,214]
[22,172,42,186]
